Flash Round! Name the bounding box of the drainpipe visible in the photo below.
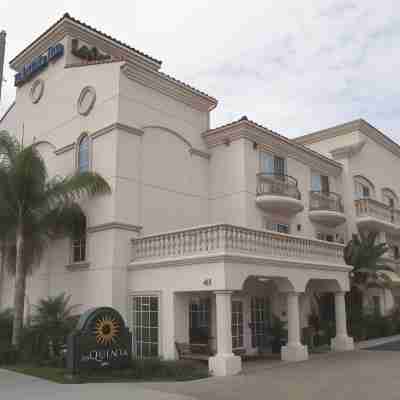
[0,30,6,102]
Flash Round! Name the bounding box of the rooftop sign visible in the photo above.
[14,43,64,87]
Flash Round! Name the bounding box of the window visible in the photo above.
[189,297,210,344]
[311,173,330,193]
[250,297,271,348]
[77,134,90,172]
[132,296,159,358]
[72,213,86,263]
[354,176,374,199]
[317,232,340,242]
[232,300,244,350]
[260,152,286,176]
[266,221,290,234]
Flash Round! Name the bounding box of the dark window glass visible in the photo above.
[78,135,90,172]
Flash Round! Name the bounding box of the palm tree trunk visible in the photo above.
[12,223,25,347]
[0,241,5,309]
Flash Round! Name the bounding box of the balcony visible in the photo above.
[355,198,400,235]
[309,191,346,227]
[131,224,345,267]
[256,173,304,215]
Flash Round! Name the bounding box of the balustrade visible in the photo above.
[131,224,344,265]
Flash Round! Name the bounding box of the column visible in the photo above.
[281,292,309,362]
[161,290,177,360]
[208,291,242,376]
[331,291,354,351]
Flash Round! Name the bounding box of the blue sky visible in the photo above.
[1,0,400,139]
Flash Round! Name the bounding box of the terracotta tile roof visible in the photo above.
[10,13,162,67]
[207,116,342,168]
[65,58,125,69]
[158,70,217,104]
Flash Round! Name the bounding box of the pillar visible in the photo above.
[161,290,177,360]
[281,292,308,362]
[331,291,354,351]
[208,291,242,376]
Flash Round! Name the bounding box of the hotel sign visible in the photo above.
[67,307,132,374]
[14,43,64,87]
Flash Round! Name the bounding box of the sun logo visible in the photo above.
[94,316,120,345]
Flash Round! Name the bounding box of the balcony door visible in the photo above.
[261,152,286,177]
[312,173,330,193]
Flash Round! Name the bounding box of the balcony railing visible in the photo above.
[131,224,345,265]
[256,173,301,200]
[309,191,344,212]
[355,198,400,226]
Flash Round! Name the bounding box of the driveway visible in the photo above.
[139,348,400,400]
[0,368,194,400]
[2,346,400,400]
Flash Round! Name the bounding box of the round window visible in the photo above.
[77,86,96,116]
[30,79,45,104]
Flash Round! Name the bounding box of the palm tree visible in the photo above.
[344,231,391,311]
[0,130,111,347]
[31,293,79,357]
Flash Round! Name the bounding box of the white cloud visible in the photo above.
[1,0,400,139]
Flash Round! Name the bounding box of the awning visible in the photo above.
[377,270,400,285]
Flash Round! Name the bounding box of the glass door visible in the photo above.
[250,297,271,348]
[189,297,210,344]
[232,300,244,350]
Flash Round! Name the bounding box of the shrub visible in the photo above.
[0,345,18,365]
[80,359,209,382]
[0,308,13,345]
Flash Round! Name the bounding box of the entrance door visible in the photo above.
[250,297,271,348]
[232,300,244,351]
[189,297,210,344]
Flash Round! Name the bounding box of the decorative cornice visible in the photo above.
[296,119,400,161]
[204,118,342,176]
[330,139,367,159]
[10,14,161,71]
[55,142,75,155]
[88,222,142,233]
[128,251,351,273]
[91,122,144,140]
[121,64,217,112]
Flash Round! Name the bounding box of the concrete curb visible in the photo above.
[356,334,400,349]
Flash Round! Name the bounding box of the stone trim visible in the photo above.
[66,261,90,270]
[128,252,351,272]
[189,148,211,160]
[88,222,142,233]
[55,142,75,155]
[203,119,342,176]
[90,123,144,140]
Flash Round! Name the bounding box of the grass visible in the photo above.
[7,365,68,383]
[5,359,210,384]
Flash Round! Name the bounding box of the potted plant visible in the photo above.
[270,315,287,354]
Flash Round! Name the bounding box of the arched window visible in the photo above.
[354,175,375,199]
[382,188,398,209]
[77,134,90,173]
[72,213,87,263]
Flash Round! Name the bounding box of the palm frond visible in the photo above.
[0,130,20,166]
